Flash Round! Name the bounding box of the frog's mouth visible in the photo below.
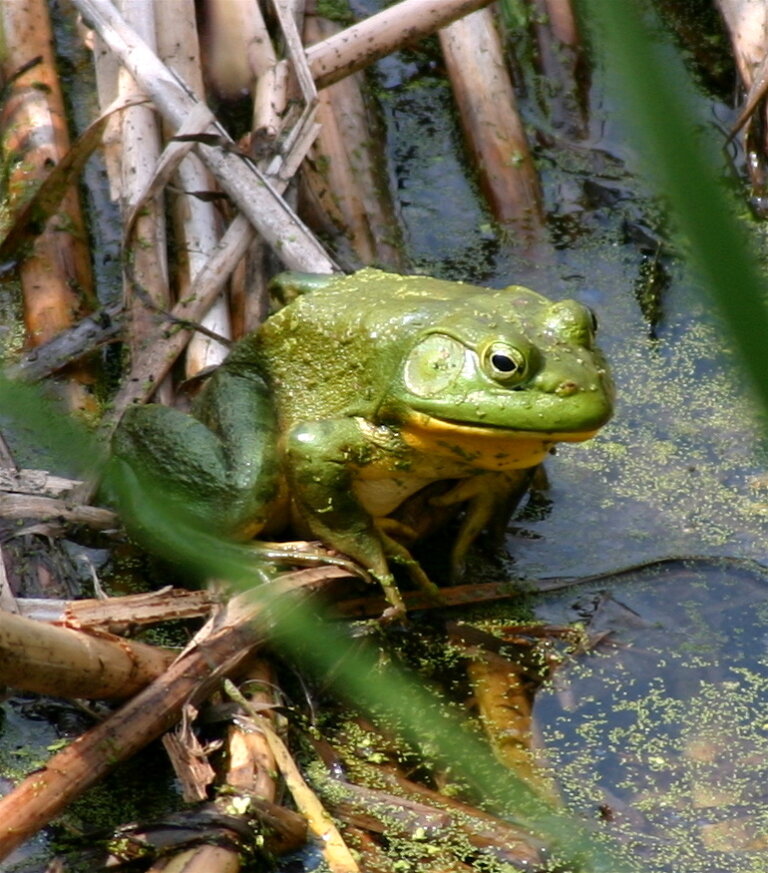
[402,410,600,443]
[399,411,600,471]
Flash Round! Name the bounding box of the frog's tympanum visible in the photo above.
[112,269,613,615]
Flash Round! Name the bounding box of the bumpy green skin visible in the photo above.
[112,269,613,612]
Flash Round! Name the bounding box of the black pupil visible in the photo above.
[491,353,517,373]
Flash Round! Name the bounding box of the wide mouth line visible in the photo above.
[406,411,598,439]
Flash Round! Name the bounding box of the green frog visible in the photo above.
[111,268,613,615]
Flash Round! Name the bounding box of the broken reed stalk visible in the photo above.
[224,658,279,801]
[0,597,259,860]
[16,587,216,632]
[0,571,328,862]
[0,608,174,699]
[439,7,543,230]
[155,0,232,377]
[0,0,95,407]
[116,0,171,375]
[225,679,360,873]
[300,7,403,268]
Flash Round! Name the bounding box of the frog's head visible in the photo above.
[383,285,613,466]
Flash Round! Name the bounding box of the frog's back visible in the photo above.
[225,269,558,426]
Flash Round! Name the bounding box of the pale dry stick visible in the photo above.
[0,608,174,699]
[156,0,232,377]
[203,0,267,99]
[304,0,496,89]
[0,493,116,530]
[75,0,335,273]
[106,215,256,422]
[106,111,324,421]
[0,572,327,862]
[117,0,171,381]
[0,0,95,407]
[439,7,544,230]
[225,679,360,873]
[301,8,403,267]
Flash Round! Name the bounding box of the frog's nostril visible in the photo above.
[555,380,579,397]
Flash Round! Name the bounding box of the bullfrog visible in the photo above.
[111,268,613,615]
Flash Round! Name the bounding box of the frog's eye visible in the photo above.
[483,343,527,384]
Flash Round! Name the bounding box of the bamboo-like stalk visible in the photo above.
[304,0,497,89]
[300,8,403,268]
[115,0,171,375]
[156,0,231,376]
[0,596,261,861]
[18,587,216,632]
[0,0,95,406]
[439,8,543,230]
[0,608,174,699]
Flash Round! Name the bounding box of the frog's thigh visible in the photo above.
[193,369,279,494]
[113,371,277,532]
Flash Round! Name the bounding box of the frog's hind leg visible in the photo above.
[109,369,281,545]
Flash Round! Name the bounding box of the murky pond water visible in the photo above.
[533,558,768,872]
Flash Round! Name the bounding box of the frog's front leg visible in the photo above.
[110,369,283,548]
[284,419,416,616]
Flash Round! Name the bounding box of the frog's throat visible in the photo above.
[399,411,599,471]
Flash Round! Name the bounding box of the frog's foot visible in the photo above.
[377,529,442,601]
[374,573,408,623]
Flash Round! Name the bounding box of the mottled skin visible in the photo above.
[112,269,613,614]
